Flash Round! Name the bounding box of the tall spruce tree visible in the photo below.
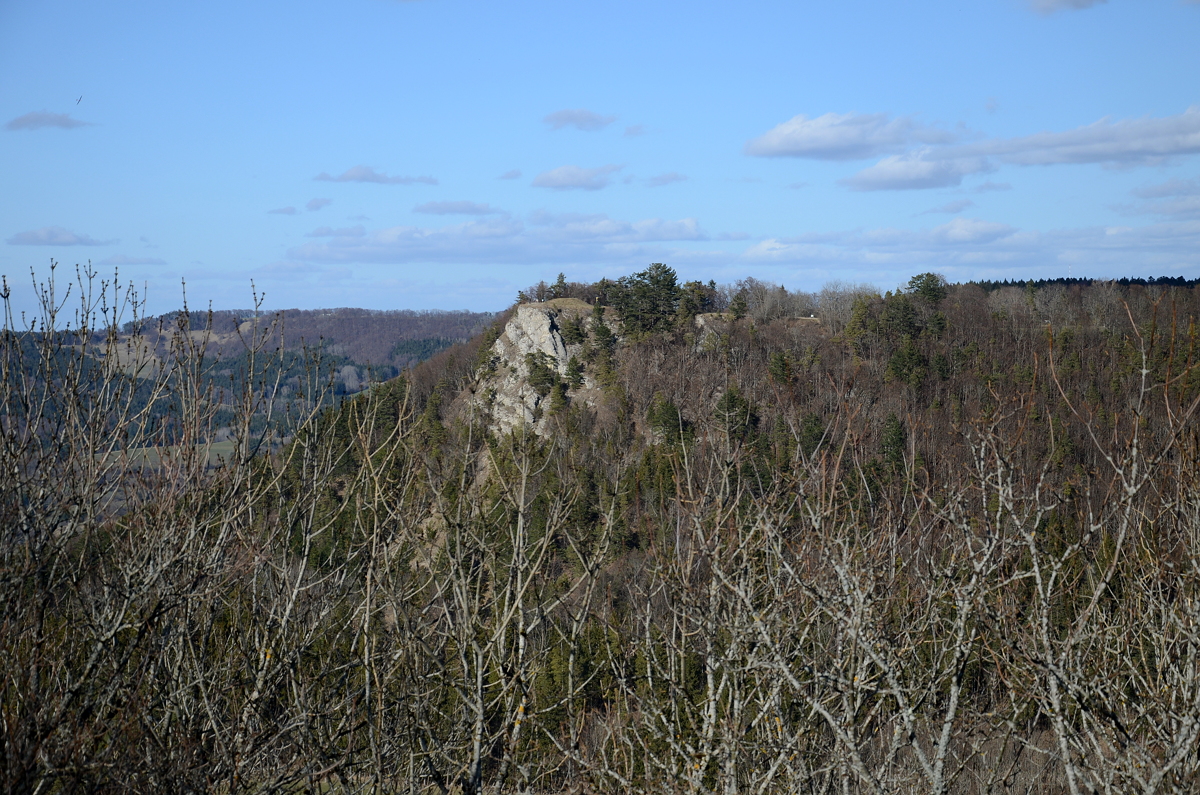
[610,263,681,335]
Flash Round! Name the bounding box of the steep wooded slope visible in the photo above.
[7,270,1200,794]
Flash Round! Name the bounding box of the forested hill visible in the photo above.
[5,265,1200,793]
[405,268,1200,467]
[134,305,496,376]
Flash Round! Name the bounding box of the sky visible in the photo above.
[2,0,1199,316]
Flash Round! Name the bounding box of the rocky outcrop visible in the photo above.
[474,298,599,437]
[691,312,731,351]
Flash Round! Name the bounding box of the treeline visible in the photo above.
[521,267,873,334]
[972,274,1200,291]
[3,266,1200,793]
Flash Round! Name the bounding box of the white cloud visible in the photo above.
[1133,177,1200,199]
[1030,0,1106,14]
[98,254,167,266]
[780,107,1200,192]
[631,218,705,241]
[745,112,957,160]
[842,151,992,191]
[234,261,353,283]
[625,124,646,137]
[921,199,975,215]
[960,106,1200,167]
[269,206,297,215]
[288,211,705,265]
[7,226,115,246]
[932,218,1016,244]
[647,172,688,187]
[528,211,706,242]
[413,200,503,215]
[314,165,437,185]
[307,198,332,211]
[498,169,522,180]
[1126,177,1200,220]
[307,225,366,237]
[1136,197,1200,221]
[532,164,623,191]
[738,219,1200,284]
[973,181,1012,193]
[5,111,93,131]
[543,109,617,131]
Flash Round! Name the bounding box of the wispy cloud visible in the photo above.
[842,152,992,191]
[543,109,617,131]
[624,124,646,137]
[959,106,1200,167]
[5,111,93,131]
[99,254,167,266]
[1125,177,1200,220]
[307,225,366,237]
[7,226,115,246]
[745,112,958,160]
[841,106,1200,191]
[414,201,503,215]
[528,211,706,242]
[283,209,1200,283]
[498,169,522,180]
[931,218,1015,244]
[739,219,1200,281]
[306,198,332,211]
[197,261,355,283]
[532,164,623,191]
[647,172,688,187]
[920,199,975,215]
[1134,177,1200,199]
[973,181,1012,193]
[314,165,437,185]
[1030,0,1106,14]
[269,206,297,215]
[287,211,705,265]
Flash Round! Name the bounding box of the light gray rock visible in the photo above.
[475,300,595,437]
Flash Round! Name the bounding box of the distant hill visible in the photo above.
[129,306,497,388]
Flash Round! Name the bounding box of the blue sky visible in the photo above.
[2,0,1198,315]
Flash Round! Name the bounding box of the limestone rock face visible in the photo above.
[504,304,573,374]
[475,299,596,437]
[692,312,731,350]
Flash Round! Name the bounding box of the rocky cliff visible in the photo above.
[472,298,605,437]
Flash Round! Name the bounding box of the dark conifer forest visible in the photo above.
[4,264,1200,794]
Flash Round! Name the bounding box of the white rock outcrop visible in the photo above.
[475,299,597,437]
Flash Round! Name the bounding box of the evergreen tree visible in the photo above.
[610,263,682,335]
[907,272,948,305]
[729,291,748,320]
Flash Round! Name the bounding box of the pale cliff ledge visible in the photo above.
[468,299,612,438]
